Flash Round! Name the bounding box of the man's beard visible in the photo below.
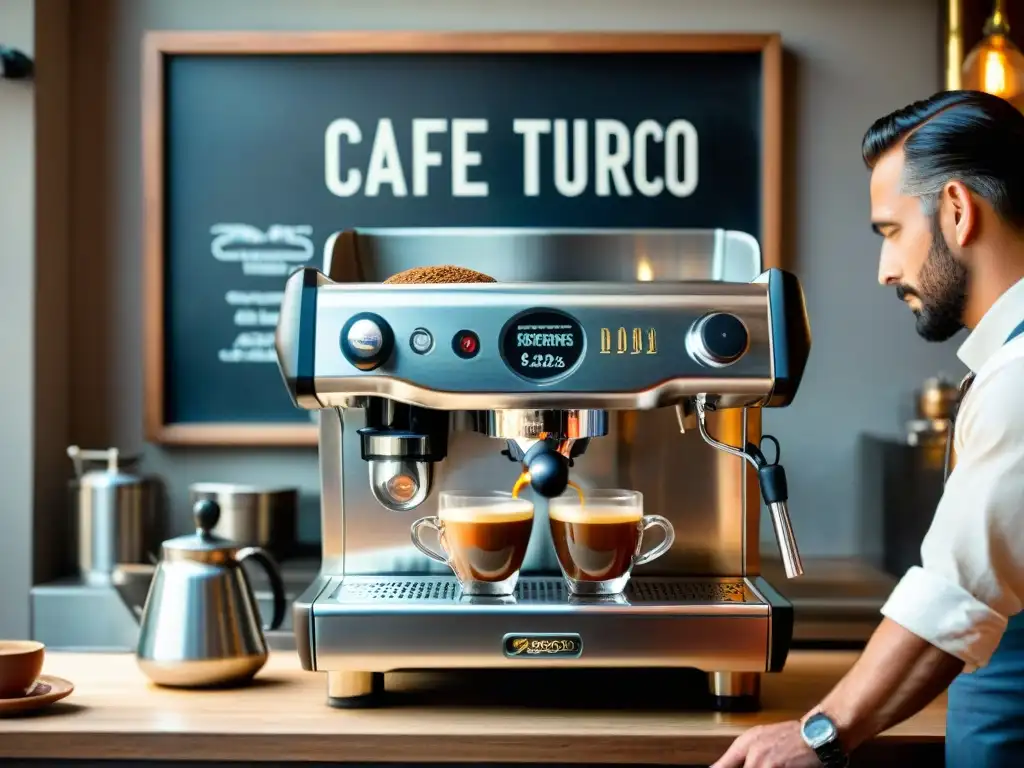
[897,216,968,342]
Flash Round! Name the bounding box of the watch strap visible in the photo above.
[813,737,849,768]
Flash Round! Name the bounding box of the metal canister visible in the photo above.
[906,376,959,451]
[67,445,159,583]
[916,375,959,421]
[187,483,298,558]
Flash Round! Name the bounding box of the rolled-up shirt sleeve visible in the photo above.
[881,357,1024,671]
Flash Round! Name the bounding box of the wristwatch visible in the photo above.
[800,712,849,767]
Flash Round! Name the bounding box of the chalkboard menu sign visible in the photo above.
[142,32,781,446]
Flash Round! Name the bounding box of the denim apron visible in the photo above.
[945,317,1024,767]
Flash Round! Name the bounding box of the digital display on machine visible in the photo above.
[499,309,586,381]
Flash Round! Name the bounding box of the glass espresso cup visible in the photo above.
[548,489,674,596]
[410,491,535,596]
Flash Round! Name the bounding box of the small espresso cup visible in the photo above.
[0,640,45,699]
[411,491,535,596]
[548,489,674,596]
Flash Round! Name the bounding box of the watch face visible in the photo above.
[803,713,837,748]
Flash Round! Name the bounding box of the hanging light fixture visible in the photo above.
[947,0,964,90]
[961,0,1024,108]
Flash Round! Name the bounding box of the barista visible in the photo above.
[714,90,1024,767]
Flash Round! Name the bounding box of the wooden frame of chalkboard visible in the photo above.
[142,31,782,447]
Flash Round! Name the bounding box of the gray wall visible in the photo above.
[0,0,35,639]
[3,0,963,637]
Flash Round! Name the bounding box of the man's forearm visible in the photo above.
[811,617,965,751]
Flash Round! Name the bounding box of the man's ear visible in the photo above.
[942,181,978,247]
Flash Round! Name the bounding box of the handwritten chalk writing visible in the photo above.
[218,332,277,363]
[210,224,315,277]
[232,309,280,327]
[219,290,287,364]
[210,224,314,262]
[225,291,285,306]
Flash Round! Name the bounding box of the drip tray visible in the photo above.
[311,576,779,669]
[331,575,760,607]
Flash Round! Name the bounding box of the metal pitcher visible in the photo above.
[136,499,287,687]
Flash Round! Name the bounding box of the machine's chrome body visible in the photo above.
[275,228,811,710]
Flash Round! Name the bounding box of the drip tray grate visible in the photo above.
[331,576,755,604]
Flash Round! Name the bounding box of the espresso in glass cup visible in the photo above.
[410,491,534,596]
[548,489,675,596]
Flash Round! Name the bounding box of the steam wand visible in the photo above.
[681,397,804,579]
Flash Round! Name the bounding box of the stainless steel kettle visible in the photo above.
[67,445,160,583]
[136,499,287,688]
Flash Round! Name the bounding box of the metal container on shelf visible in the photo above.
[187,482,298,559]
[904,375,959,451]
[67,445,162,584]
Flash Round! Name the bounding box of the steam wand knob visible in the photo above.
[746,437,803,579]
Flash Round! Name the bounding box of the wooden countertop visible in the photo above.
[0,651,944,765]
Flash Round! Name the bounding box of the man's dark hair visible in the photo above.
[861,90,1024,228]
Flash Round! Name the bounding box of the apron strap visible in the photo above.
[1008,318,1024,345]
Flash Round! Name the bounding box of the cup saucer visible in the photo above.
[0,675,74,716]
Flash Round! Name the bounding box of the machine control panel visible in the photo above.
[685,312,750,368]
[276,266,811,410]
[321,294,769,395]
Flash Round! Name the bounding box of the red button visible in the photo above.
[453,330,480,358]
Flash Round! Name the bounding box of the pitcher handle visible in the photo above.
[633,514,676,567]
[237,546,287,632]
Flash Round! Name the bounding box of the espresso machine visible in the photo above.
[276,227,811,711]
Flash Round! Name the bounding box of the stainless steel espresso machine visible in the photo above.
[275,227,811,711]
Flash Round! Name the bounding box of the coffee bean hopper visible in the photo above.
[274,227,811,710]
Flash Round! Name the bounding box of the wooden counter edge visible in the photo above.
[0,729,944,764]
[0,650,945,764]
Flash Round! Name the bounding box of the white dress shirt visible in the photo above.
[881,275,1024,672]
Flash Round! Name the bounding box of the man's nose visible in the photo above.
[877,251,900,286]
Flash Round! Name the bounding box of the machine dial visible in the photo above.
[686,312,749,368]
[340,313,394,371]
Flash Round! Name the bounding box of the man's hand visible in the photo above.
[711,618,964,768]
[711,721,820,768]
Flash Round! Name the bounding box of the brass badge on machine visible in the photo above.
[502,633,583,659]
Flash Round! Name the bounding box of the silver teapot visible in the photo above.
[136,499,287,687]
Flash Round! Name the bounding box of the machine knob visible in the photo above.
[686,312,749,367]
[340,313,394,371]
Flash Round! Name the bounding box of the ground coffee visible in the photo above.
[383,265,496,284]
